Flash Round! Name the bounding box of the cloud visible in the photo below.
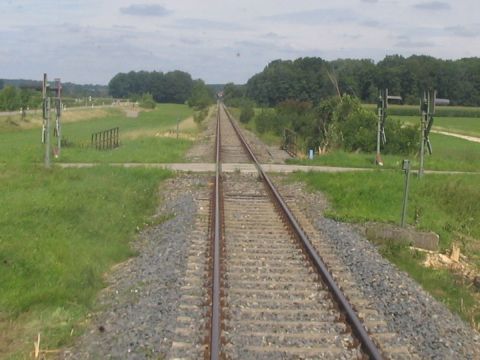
[360,0,378,3]
[175,18,245,31]
[261,8,356,25]
[444,26,478,38]
[360,20,382,28]
[413,1,451,10]
[261,32,285,40]
[120,4,171,17]
[179,37,202,45]
[395,36,435,48]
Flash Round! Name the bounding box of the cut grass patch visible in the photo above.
[0,165,171,358]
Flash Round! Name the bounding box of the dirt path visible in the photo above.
[432,129,480,143]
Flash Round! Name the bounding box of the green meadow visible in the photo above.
[391,115,480,138]
[0,104,195,164]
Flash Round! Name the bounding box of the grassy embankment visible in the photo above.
[290,170,480,327]
[0,104,196,358]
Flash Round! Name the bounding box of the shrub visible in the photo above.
[339,107,377,152]
[239,104,254,123]
[139,93,156,109]
[255,110,276,134]
[384,120,420,155]
[194,108,208,124]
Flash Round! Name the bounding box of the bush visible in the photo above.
[339,107,377,152]
[255,110,276,134]
[384,120,420,155]
[239,104,254,123]
[194,108,208,124]
[139,93,156,109]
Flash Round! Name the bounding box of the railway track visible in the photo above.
[169,104,417,359]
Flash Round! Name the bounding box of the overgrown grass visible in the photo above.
[0,104,194,164]
[379,243,478,326]
[0,165,171,358]
[290,170,480,324]
[290,171,480,248]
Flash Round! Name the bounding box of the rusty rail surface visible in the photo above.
[209,104,222,360]
[220,103,384,360]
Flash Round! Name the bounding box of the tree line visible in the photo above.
[108,70,214,108]
[244,55,480,107]
[0,86,41,111]
[0,79,112,111]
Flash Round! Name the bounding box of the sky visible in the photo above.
[0,0,479,85]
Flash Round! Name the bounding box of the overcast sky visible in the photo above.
[1,0,479,85]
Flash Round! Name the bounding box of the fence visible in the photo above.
[282,128,297,157]
[91,127,119,150]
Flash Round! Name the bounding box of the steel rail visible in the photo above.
[210,104,222,360]
[222,103,384,360]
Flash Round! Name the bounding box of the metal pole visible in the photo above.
[376,98,381,161]
[43,74,51,169]
[375,89,387,166]
[419,92,427,178]
[45,99,51,167]
[176,117,179,140]
[401,160,411,227]
[55,78,62,157]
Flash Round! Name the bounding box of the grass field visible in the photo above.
[391,115,480,138]
[0,104,195,164]
[0,165,171,358]
[0,104,198,358]
[290,170,480,326]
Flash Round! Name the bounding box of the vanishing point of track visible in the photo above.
[208,104,382,359]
